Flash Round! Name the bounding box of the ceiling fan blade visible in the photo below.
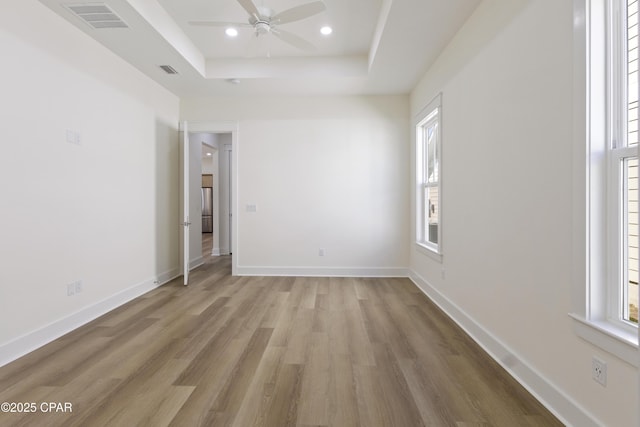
[189,21,252,28]
[236,0,260,19]
[271,1,326,24]
[272,28,317,51]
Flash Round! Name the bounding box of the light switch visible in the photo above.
[246,204,257,212]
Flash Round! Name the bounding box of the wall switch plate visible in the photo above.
[74,280,83,294]
[246,204,257,212]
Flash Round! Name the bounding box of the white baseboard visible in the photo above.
[0,267,180,368]
[156,268,180,286]
[408,270,600,427]
[189,256,204,270]
[237,265,409,277]
[211,247,221,256]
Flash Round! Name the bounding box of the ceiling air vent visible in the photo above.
[65,4,128,29]
[159,65,179,75]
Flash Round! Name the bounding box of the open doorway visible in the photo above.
[184,121,237,276]
[201,142,216,258]
[190,132,232,257]
[192,133,232,258]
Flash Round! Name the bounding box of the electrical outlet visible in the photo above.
[592,357,607,386]
[319,248,325,257]
[67,280,82,296]
[65,129,81,146]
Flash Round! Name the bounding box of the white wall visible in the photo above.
[0,1,180,365]
[187,132,203,267]
[201,145,216,176]
[202,156,216,175]
[410,0,638,425]
[181,96,410,275]
[217,134,232,256]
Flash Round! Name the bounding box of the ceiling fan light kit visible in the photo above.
[189,0,328,52]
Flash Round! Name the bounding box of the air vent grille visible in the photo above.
[159,65,179,75]
[66,4,128,29]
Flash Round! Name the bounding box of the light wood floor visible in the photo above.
[202,232,213,257]
[0,251,562,426]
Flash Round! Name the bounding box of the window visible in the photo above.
[624,0,639,324]
[416,94,442,255]
[607,0,638,326]
[572,0,639,364]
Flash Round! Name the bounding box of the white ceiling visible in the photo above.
[158,0,380,59]
[38,0,481,96]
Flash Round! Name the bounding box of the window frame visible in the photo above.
[608,148,637,327]
[571,0,639,366]
[608,0,639,328]
[415,93,443,259]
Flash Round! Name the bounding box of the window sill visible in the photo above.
[415,242,443,263]
[568,313,638,367]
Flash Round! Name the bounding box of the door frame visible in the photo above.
[180,121,190,285]
[186,120,238,276]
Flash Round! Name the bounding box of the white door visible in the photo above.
[181,121,190,285]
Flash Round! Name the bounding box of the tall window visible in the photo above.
[584,0,639,332]
[611,0,638,325]
[572,0,638,364]
[416,94,442,254]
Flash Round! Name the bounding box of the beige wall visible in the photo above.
[410,0,638,425]
[181,95,410,275]
[0,1,180,362]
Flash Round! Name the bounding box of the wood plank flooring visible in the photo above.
[0,252,563,426]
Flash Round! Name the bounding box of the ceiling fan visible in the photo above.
[189,0,327,52]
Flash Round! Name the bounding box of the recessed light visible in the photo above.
[206,152,212,156]
[225,27,238,37]
[320,26,332,36]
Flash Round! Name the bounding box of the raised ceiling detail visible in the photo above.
[39,0,482,96]
[188,0,328,53]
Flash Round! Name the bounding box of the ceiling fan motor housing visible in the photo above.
[250,6,274,35]
[255,21,271,35]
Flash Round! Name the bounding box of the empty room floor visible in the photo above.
[0,255,562,426]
